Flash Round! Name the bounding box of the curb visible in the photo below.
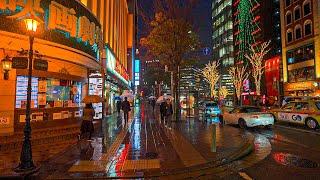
[275,124,320,136]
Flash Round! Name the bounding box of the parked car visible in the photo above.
[223,106,274,128]
[270,100,320,129]
[204,101,221,118]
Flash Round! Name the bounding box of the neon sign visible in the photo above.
[0,0,103,58]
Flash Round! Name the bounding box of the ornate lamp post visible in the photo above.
[15,16,40,173]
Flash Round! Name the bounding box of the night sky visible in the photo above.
[138,0,213,64]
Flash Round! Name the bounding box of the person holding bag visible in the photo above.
[80,103,95,140]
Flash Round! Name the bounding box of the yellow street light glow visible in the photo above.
[24,18,39,32]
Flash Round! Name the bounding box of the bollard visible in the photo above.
[211,124,216,152]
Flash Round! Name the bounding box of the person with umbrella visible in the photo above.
[81,103,95,140]
[121,97,131,124]
[81,95,103,140]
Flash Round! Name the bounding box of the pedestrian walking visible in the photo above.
[80,103,95,140]
[160,100,167,123]
[151,99,156,111]
[116,100,122,114]
[121,97,131,124]
[165,99,173,120]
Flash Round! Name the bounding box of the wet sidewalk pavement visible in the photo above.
[1,103,253,179]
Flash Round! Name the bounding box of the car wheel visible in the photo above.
[238,119,247,129]
[305,118,318,130]
[272,114,277,123]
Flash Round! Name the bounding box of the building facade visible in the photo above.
[212,0,234,97]
[280,0,320,97]
[0,0,134,134]
[232,0,283,103]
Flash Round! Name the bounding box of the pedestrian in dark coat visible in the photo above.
[160,101,167,122]
[116,100,121,114]
[165,99,173,120]
[121,97,131,124]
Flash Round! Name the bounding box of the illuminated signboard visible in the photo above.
[105,47,129,84]
[0,0,102,59]
[134,60,140,86]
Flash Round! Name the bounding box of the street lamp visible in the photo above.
[1,55,12,80]
[15,16,40,173]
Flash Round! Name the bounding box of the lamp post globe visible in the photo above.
[15,16,40,173]
[1,55,12,80]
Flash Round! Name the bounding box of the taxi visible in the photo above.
[270,100,320,129]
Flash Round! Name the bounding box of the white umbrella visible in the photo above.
[148,96,156,100]
[156,95,174,104]
[121,92,134,101]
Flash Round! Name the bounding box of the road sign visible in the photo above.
[203,47,211,56]
[12,57,28,69]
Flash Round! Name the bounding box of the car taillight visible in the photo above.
[251,115,259,119]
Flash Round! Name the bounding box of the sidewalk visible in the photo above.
[0,103,254,179]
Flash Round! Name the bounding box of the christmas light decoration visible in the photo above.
[229,66,249,101]
[219,86,229,100]
[245,41,271,96]
[201,61,220,98]
[235,0,260,63]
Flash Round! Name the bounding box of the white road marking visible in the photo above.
[239,172,253,180]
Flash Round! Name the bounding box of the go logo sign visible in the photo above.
[292,115,302,121]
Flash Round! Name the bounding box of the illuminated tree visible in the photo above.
[219,86,229,100]
[141,11,200,120]
[245,41,271,96]
[229,66,250,104]
[201,61,220,98]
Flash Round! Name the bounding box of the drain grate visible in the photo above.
[145,152,158,159]
[273,152,319,168]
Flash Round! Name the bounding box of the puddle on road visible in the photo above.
[273,152,319,168]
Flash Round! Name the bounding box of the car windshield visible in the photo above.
[315,101,320,110]
[242,107,261,113]
[206,103,217,107]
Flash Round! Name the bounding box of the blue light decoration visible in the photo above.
[288,57,294,64]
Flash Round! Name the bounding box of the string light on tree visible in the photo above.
[228,66,249,103]
[201,61,220,98]
[219,86,229,100]
[245,41,271,96]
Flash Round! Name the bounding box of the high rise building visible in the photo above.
[279,0,320,97]
[212,0,234,97]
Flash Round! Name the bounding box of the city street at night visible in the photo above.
[1,0,320,179]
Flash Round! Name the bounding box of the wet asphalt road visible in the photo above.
[222,125,320,180]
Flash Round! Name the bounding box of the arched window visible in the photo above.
[287,29,293,43]
[294,6,301,21]
[286,11,292,25]
[285,0,291,7]
[295,25,302,40]
[304,20,312,36]
[303,0,311,16]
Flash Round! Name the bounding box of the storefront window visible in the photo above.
[15,76,83,109]
[286,43,314,64]
[288,66,315,82]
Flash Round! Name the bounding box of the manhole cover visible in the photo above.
[273,152,319,168]
[145,152,158,159]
